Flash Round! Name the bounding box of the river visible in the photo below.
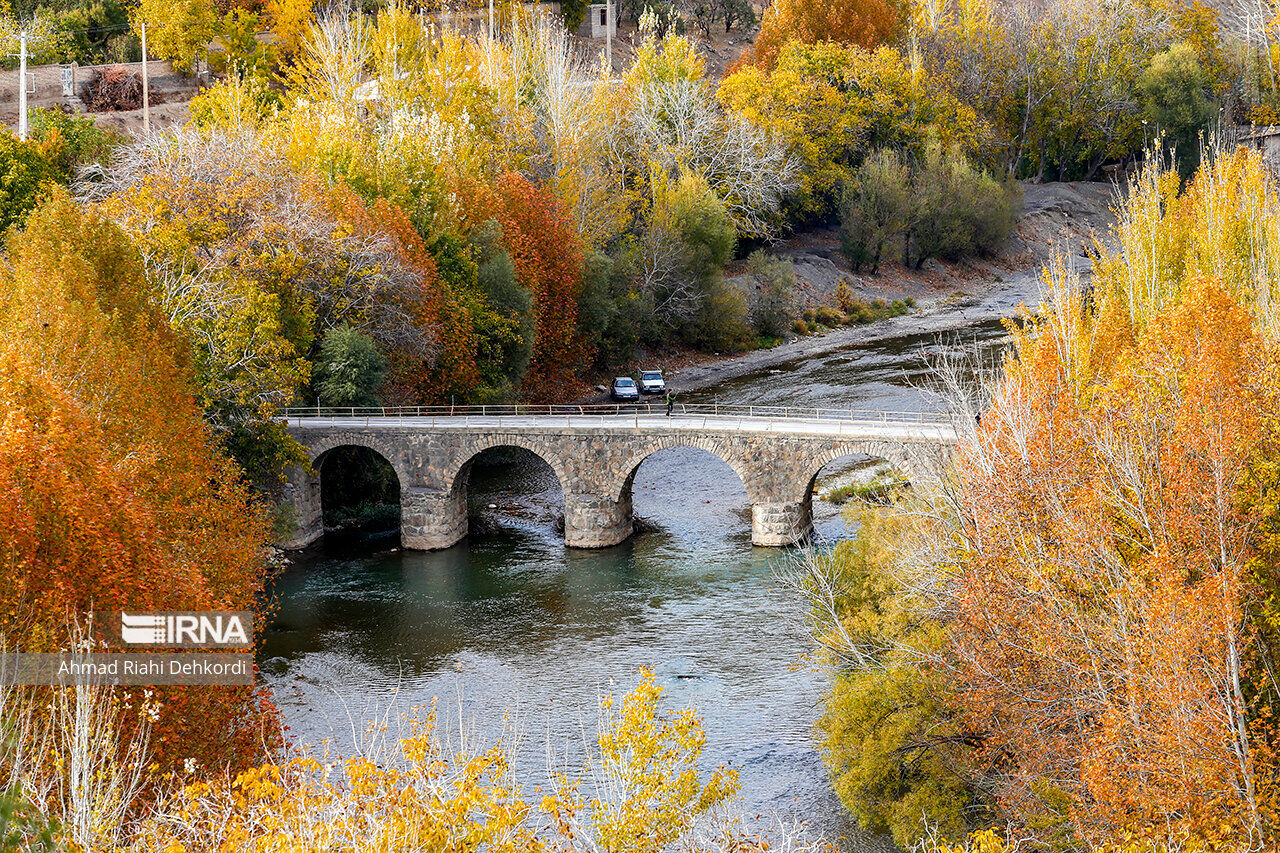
[259,318,1010,847]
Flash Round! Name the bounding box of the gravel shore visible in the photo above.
[581,180,1118,400]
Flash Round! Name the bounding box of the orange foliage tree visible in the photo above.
[0,192,279,774]
[373,199,481,404]
[456,172,591,401]
[741,0,905,71]
[949,276,1274,840]
[892,148,1280,845]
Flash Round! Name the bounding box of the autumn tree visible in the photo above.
[265,0,314,61]
[625,30,798,241]
[720,42,978,221]
[86,129,439,488]
[131,0,218,72]
[932,148,1280,844]
[915,0,1167,178]
[0,131,58,233]
[791,506,987,845]
[743,0,905,71]
[812,147,1280,849]
[460,173,591,400]
[0,191,279,774]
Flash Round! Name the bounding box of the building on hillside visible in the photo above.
[1236,125,1280,173]
[583,3,616,38]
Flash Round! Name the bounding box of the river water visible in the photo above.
[259,319,1009,847]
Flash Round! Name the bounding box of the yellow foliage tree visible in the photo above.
[126,669,752,852]
[266,0,314,62]
[132,0,218,73]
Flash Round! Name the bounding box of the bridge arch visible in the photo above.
[304,432,412,489]
[607,436,757,505]
[442,437,573,503]
[791,439,935,509]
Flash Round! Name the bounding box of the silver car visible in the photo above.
[610,376,640,401]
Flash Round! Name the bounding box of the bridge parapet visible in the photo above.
[276,409,958,551]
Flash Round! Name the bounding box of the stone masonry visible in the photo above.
[277,423,954,550]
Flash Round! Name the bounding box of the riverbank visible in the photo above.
[582,180,1118,400]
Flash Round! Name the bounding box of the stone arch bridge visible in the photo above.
[277,404,958,550]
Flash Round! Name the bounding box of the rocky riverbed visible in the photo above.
[584,180,1119,399]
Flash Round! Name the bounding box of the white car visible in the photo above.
[639,369,666,395]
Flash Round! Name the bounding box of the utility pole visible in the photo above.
[140,21,150,134]
[17,31,27,141]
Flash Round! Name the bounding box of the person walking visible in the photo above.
[665,389,674,417]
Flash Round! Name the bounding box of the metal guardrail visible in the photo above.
[276,403,954,432]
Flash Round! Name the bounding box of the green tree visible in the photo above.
[670,170,736,284]
[841,148,912,274]
[0,785,58,853]
[911,143,1015,268]
[469,219,536,401]
[686,279,754,352]
[1139,42,1214,171]
[578,249,655,368]
[39,0,132,65]
[313,324,387,408]
[804,506,988,846]
[561,0,590,30]
[716,0,754,32]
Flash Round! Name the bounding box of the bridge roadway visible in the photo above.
[277,405,959,551]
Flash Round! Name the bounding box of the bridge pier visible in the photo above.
[401,486,468,550]
[279,465,324,549]
[751,500,813,547]
[564,491,634,548]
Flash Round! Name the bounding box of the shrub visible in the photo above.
[125,669,746,852]
[793,319,811,335]
[691,280,755,352]
[825,473,906,504]
[188,75,284,132]
[841,149,913,273]
[912,142,1017,267]
[745,251,796,338]
[29,108,125,181]
[835,280,858,313]
[815,305,843,327]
